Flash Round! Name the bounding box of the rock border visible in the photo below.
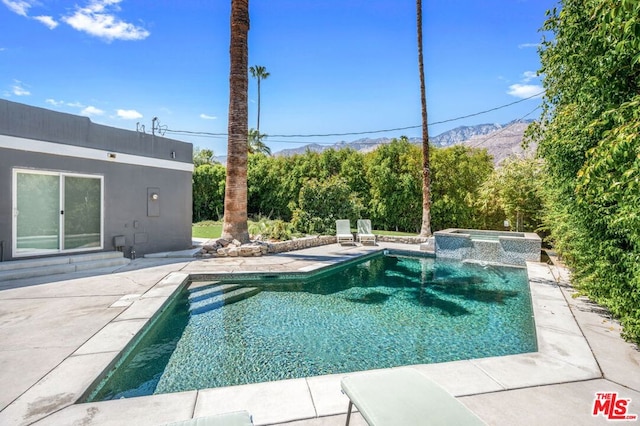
[199,235,429,258]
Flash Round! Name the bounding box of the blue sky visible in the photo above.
[1,0,556,155]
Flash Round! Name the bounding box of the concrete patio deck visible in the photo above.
[0,242,638,425]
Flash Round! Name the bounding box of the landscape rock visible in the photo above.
[216,238,231,247]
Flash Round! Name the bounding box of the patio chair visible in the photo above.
[336,219,354,244]
[340,368,486,426]
[357,219,376,245]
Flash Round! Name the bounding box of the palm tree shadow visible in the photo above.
[344,291,391,305]
[430,282,519,305]
[413,288,471,316]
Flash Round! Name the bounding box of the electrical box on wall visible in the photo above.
[147,187,160,217]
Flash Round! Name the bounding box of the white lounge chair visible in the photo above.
[341,368,486,426]
[336,219,354,244]
[357,219,376,245]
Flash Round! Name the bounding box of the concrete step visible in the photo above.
[0,251,126,271]
[189,286,261,316]
[0,252,130,281]
[73,257,131,272]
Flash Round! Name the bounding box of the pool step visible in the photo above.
[188,283,242,303]
[189,286,261,315]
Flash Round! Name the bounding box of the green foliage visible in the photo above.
[248,128,271,155]
[192,163,226,222]
[193,147,216,167]
[194,137,547,255]
[535,0,640,343]
[198,140,523,236]
[430,145,495,231]
[248,217,293,241]
[247,148,368,222]
[291,176,364,235]
[247,154,291,219]
[477,156,545,232]
[366,138,422,232]
[267,219,293,240]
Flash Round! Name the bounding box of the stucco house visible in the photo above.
[0,98,193,262]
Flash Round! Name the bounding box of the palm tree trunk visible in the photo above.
[256,78,261,132]
[417,0,432,237]
[222,0,250,243]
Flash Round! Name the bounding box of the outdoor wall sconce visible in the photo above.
[107,153,117,159]
[148,187,160,217]
[171,151,176,159]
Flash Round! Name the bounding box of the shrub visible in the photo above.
[291,177,364,235]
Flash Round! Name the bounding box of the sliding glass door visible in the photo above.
[15,171,61,253]
[13,169,103,256]
[63,176,102,250]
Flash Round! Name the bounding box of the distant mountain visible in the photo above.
[460,121,535,165]
[430,123,503,147]
[275,137,421,157]
[273,120,535,165]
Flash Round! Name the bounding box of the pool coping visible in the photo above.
[1,246,602,426]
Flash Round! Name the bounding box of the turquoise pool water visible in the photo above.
[87,252,536,401]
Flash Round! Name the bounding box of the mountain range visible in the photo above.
[274,119,536,165]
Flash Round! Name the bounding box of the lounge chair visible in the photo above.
[340,368,486,426]
[163,411,253,426]
[356,219,376,245]
[336,219,354,244]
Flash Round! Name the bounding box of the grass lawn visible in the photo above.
[192,221,222,239]
[192,221,416,239]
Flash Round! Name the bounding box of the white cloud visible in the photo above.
[2,0,31,16]
[200,113,217,120]
[81,105,105,116]
[11,80,30,96]
[117,109,142,119]
[522,71,537,82]
[63,0,150,42]
[507,84,544,99]
[45,98,64,106]
[47,99,87,109]
[518,43,540,49]
[34,15,58,29]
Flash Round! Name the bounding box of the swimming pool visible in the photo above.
[86,252,536,401]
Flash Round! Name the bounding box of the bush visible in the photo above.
[535,1,640,343]
[192,164,226,222]
[477,156,545,232]
[291,177,364,235]
[248,218,293,241]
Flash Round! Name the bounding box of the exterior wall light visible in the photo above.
[151,193,159,201]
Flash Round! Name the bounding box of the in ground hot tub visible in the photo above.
[434,228,541,266]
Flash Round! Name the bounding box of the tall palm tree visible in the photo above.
[222,0,250,243]
[249,65,269,132]
[417,0,432,236]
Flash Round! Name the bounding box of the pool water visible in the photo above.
[87,253,536,401]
